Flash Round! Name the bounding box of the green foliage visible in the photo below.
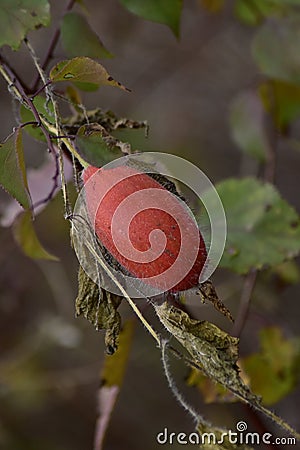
[0,130,31,210]
[20,95,54,142]
[214,178,300,274]
[243,327,300,405]
[234,0,291,26]
[252,17,300,84]
[1,0,300,445]
[75,124,124,167]
[119,0,182,37]
[49,56,130,92]
[61,12,113,59]
[229,91,268,162]
[0,0,50,50]
[13,211,58,260]
[259,80,300,130]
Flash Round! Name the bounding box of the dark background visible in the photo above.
[0,1,300,449]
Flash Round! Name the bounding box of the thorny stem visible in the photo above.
[31,0,76,93]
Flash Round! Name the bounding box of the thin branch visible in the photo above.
[25,38,72,217]
[30,80,52,99]
[31,0,76,92]
[232,270,258,337]
[233,84,278,337]
[0,55,60,211]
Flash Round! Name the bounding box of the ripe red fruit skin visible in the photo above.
[83,165,207,293]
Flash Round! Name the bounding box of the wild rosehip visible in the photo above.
[83,164,207,293]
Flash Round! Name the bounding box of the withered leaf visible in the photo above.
[198,279,234,322]
[75,265,122,354]
[156,302,260,405]
[156,302,300,440]
[197,422,254,450]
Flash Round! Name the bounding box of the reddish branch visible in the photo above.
[31,0,76,93]
[0,54,60,212]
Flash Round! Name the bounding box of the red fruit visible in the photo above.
[83,165,207,293]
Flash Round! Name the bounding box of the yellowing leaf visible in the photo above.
[187,367,235,403]
[0,0,50,50]
[101,320,134,387]
[13,211,58,261]
[0,130,31,210]
[94,321,134,449]
[259,80,300,130]
[242,327,300,405]
[199,0,224,13]
[272,260,300,285]
[49,57,130,92]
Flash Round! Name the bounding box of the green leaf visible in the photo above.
[61,12,113,59]
[259,80,300,130]
[0,130,31,209]
[13,211,58,260]
[234,0,289,26]
[229,91,268,162]
[75,124,125,167]
[243,327,300,405]
[252,17,300,84]
[210,178,300,274]
[49,57,130,92]
[20,95,54,142]
[119,0,182,37]
[0,0,50,50]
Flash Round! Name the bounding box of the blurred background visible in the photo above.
[0,0,300,449]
